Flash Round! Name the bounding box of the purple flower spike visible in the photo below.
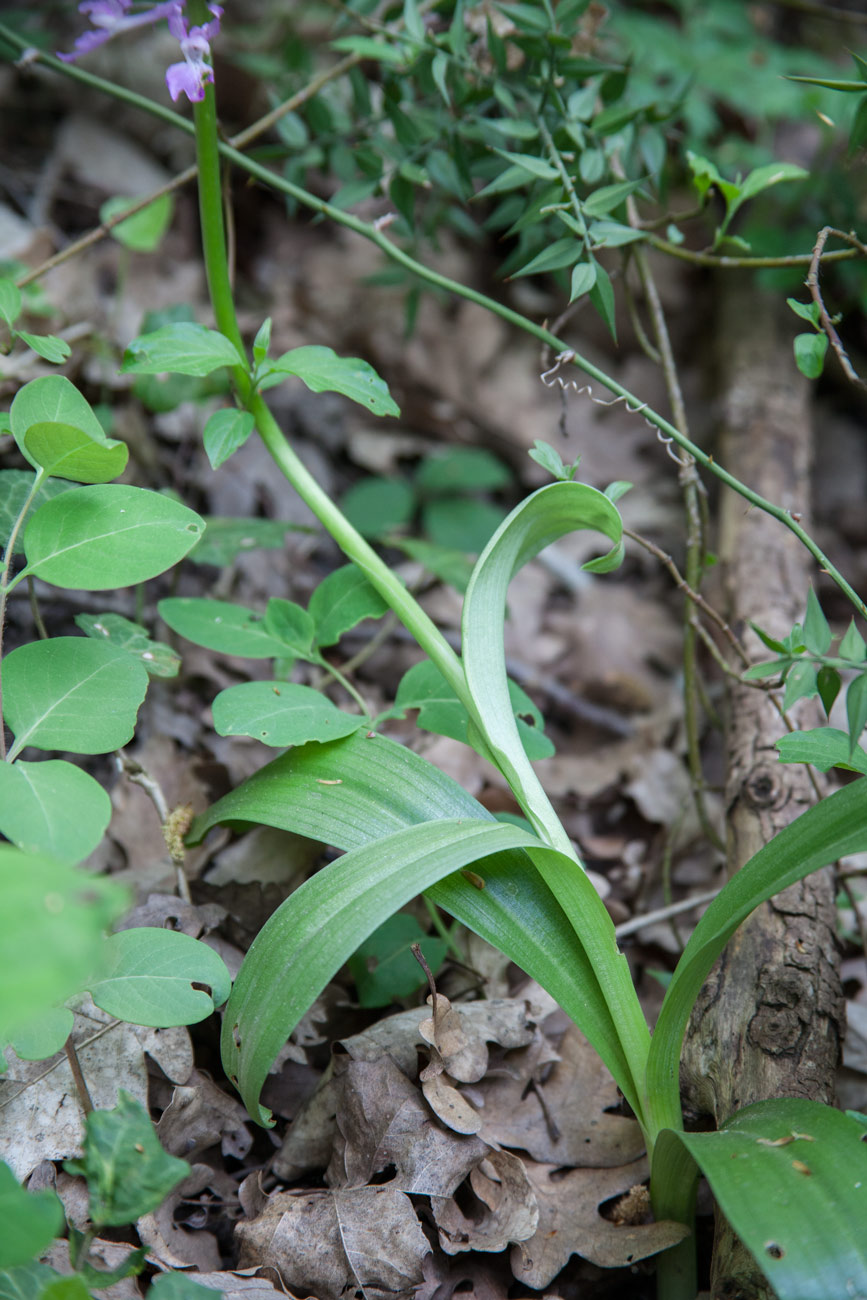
[165,4,222,102]
[58,0,179,63]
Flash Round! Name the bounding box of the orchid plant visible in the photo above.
[3,4,867,1298]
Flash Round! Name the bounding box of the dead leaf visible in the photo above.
[421,1073,483,1136]
[236,1185,430,1300]
[41,1238,144,1300]
[327,1054,489,1196]
[137,1163,225,1272]
[432,1149,538,1255]
[272,1062,340,1181]
[510,1158,690,1286]
[179,1268,291,1300]
[157,1068,253,1161]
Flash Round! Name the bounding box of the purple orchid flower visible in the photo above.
[58,1,223,104]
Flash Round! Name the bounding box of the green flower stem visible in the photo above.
[3,24,865,622]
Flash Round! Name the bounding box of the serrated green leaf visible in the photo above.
[75,612,180,677]
[0,1163,63,1269]
[89,929,231,1027]
[15,334,72,365]
[776,728,867,776]
[0,846,127,1045]
[22,422,127,484]
[348,913,447,1008]
[99,194,173,253]
[121,323,245,377]
[783,658,818,710]
[569,261,597,302]
[22,485,204,589]
[202,408,256,470]
[0,279,22,328]
[158,597,288,658]
[804,586,831,656]
[187,516,289,567]
[846,673,867,756]
[212,681,366,747]
[657,1099,867,1300]
[0,760,110,862]
[309,564,389,647]
[794,331,828,380]
[840,619,867,663]
[259,346,399,416]
[64,1091,189,1226]
[4,638,149,760]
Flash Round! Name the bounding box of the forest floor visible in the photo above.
[2,35,867,1300]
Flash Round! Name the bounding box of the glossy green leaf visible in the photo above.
[158,597,287,658]
[202,408,256,470]
[804,587,831,656]
[0,279,22,328]
[120,323,245,376]
[787,297,821,327]
[569,261,597,302]
[259,346,399,416]
[213,681,366,747]
[0,760,110,862]
[10,376,106,456]
[75,612,180,677]
[188,516,289,567]
[4,638,149,760]
[192,731,634,1119]
[348,913,447,1008]
[0,845,127,1045]
[840,619,867,663]
[88,929,231,1027]
[657,1099,867,1300]
[0,473,73,556]
[22,422,127,484]
[99,194,173,253]
[0,1163,63,1269]
[647,779,867,1129]
[15,334,71,365]
[816,665,841,716]
[23,485,204,589]
[794,331,828,380]
[462,481,621,839]
[309,564,389,647]
[64,1091,189,1226]
[776,727,867,776]
[846,673,867,755]
[7,1007,74,1063]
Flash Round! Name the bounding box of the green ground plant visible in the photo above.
[1,3,867,1298]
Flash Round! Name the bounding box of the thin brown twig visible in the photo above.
[64,1039,94,1115]
[806,226,867,391]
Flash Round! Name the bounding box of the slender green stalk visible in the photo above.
[0,468,47,760]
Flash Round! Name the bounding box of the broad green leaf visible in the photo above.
[0,1163,63,1269]
[804,587,831,656]
[793,331,827,380]
[0,473,74,556]
[4,638,149,760]
[220,813,639,1124]
[461,481,621,840]
[647,779,867,1129]
[188,516,289,567]
[259,346,399,416]
[347,913,447,1008]
[10,376,106,457]
[340,477,415,539]
[64,1091,189,1226]
[569,261,597,303]
[776,727,867,776]
[330,34,409,64]
[99,194,173,253]
[7,1007,74,1063]
[0,279,22,328]
[782,658,818,710]
[787,297,821,327]
[88,929,231,1027]
[22,422,127,484]
[202,408,256,470]
[309,564,389,647]
[0,845,127,1045]
[212,681,366,746]
[158,597,287,658]
[263,598,315,657]
[23,485,205,589]
[582,178,646,217]
[415,447,511,494]
[840,619,867,662]
[120,323,245,377]
[657,1099,867,1300]
[75,612,180,677]
[15,334,71,365]
[0,760,110,862]
[846,673,867,755]
[190,731,634,1118]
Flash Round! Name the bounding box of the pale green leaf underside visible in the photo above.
[0,760,110,863]
[89,928,232,1027]
[22,422,127,484]
[158,597,287,658]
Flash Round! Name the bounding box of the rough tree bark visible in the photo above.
[680,282,844,1299]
